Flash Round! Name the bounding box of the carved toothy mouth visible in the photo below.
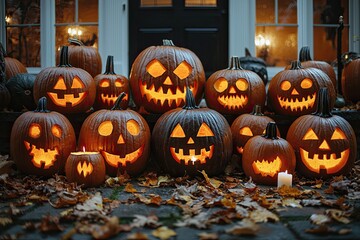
[77,161,94,177]
[252,156,282,177]
[101,93,128,106]
[48,92,87,107]
[24,141,59,169]
[217,95,248,110]
[140,81,194,107]
[277,93,316,111]
[170,145,214,165]
[236,146,244,154]
[299,148,350,174]
[101,145,144,167]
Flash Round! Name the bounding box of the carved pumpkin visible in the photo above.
[341,57,360,104]
[231,105,279,157]
[0,42,27,81]
[129,39,205,113]
[6,73,36,111]
[286,88,357,179]
[93,55,129,110]
[205,56,266,115]
[78,93,151,176]
[242,122,296,185]
[268,60,336,116]
[33,46,96,114]
[10,97,76,177]
[65,151,106,188]
[152,87,232,176]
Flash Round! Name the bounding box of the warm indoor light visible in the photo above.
[255,34,271,47]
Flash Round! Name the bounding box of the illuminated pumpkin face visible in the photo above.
[130,39,205,113]
[205,56,266,115]
[10,97,76,177]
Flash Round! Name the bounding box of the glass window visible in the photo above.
[5,0,41,67]
[185,0,217,7]
[140,0,172,7]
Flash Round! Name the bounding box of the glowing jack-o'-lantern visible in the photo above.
[152,87,233,176]
[130,39,205,113]
[268,60,336,116]
[65,151,106,188]
[286,88,357,179]
[242,122,296,185]
[78,93,151,176]
[10,97,76,177]
[33,46,96,113]
[205,56,266,114]
[94,55,129,110]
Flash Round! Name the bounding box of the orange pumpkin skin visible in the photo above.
[0,43,27,81]
[341,57,360,104]
[129,39,205,114]
[10,97,76,177]
[268,60,336,116]
[205,56,266,115]
[286,88,357,179]
[33,46,96,114]
[65,152,106,188]
[242,122,296,185]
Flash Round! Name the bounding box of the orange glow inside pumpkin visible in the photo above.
[215,78,249,110]
[252,156,282,177]
[77,161,94,177]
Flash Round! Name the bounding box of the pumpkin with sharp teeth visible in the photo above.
[242,122,296,185]
[129,39,205,113]
[152,87,232,177]
[205,56,266,115]
[268,60,336,116]
[10,97,76,177]
[78,93,150,176]
[93,55,129,110]
[286,88,357,179]
[33,46,96,114]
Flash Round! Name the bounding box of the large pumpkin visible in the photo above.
[152,87,233,177]
[0,42,27,81]
[33,46,96,114]
[129,39,205,113]
[341,57,360,104]
[6,73,36,111]
[286,88,357,179]
[78,93,151,176]
[242,122,296,185]
[268,60,336,116]
[10,97,76,177]
[93,55,129,110]
[205,56,266,115]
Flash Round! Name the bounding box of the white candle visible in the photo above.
[277,170,292,188]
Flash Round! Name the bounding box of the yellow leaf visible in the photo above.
[152,226,176,240]
[125,183,138,193]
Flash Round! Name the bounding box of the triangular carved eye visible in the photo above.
[170,124,186,138]
[173,61,192,80]
[331,128,346,140]
[71,77,85,89]
[239,127,253,136]
[197,123,214,137]
[54,76,67,90]
[146,59,166,78]
[303,128,319,140]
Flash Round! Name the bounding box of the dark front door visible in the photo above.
[129,0,228,78]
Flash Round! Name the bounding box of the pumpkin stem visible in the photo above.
[58,46,72,67]
[104,55,116,74]
[228,56,243,70]
[313,88,333,118]
[111,92,127,110]
[34,97,50,113]
[183,86,199,110]
[289,60,303,70]
[68,38,85,46]
[251,105,264,116]
[263,122,278,140]
[299,46,312,62]
[163,39,175,46]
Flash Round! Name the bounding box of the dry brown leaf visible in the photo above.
[127,232,149,240]
[225,219,259,236]
[90,216,130,239]
[175,212,210,229]
[152,226,176,240]
[221,196,236,209]
[282,198,302,208]
[130,214,160,228]
[277,185,302,197]
[301,199,321,207]
[198,232,219,240]
[125,183,138,193]
[38,215,64,233]
[200,170,223,188]
[310,214,331,225]
[0,217,12,226]
[249,208,279,223]
[326,209,351,224]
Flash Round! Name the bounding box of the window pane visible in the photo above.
[79,0,98,22]
[185,0,217,7]
[255,26,297,66]
[5,0,40,25]
[56,26,99,53]
[256,0,275,24]
[278,0,297,24]
[141,0,172,7]
[6,26,40,67]
[56,0,75,23]
[313,0,348,24]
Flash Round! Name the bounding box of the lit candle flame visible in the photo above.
[191,156,197,165]
[82,146,86,152]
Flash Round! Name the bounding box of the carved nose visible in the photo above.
[163,76,173,85]
[117,134,125,144]
[229,86,236,94]
[319,140,330,150]
[187,137,194,144]
[291,88,299,95]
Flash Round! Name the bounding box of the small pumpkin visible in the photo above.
[240,48,268,85]
[242,122,296,185]
[130,39,205,113]
[10,97,76,177]
[34,46,96,114]
[152,87,233,177]
[65,151,106,188]
[0,42,28,81]
[6,73,36,111]
[78,93,151,176]
[93,55,129,110]
[341,56,360,104]
[205,56,266,115]
[286,88,357,179]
